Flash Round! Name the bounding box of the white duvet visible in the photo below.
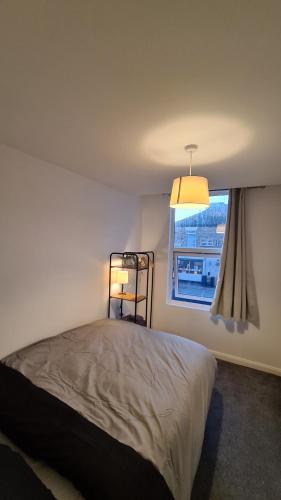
[4,319,216,500]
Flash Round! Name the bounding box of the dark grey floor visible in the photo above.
[191,360,281,500]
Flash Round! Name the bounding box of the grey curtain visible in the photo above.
[211,188,259,325]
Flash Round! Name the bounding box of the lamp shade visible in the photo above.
[116,270,129,285]
[170,175,210,209]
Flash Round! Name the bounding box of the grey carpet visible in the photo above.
[191,360,281,500]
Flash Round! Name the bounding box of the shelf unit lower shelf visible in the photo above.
[110,266,149,271]
[110,293,146,303]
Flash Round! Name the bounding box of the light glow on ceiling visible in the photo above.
[142,114,253,167]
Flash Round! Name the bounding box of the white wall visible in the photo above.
[0,146,140,358]
[140,187,281,374]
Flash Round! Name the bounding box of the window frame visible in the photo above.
[167,190,228,310]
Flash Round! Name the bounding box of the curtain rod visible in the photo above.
[161,185,266,196]
[213,186,266,191]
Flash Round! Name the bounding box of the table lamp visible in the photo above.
[116,270,128,296]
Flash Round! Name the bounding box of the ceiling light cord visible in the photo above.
[189,151,192,176]
[185,143,197,176]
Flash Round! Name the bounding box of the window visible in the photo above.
[169,190,229,307]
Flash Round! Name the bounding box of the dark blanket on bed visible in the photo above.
[0,362,174,500]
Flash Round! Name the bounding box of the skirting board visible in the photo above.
[211,350,281,377]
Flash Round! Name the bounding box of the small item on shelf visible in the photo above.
[122,254,136,269]
[138,255,148,269]
[122,254,148,270]
[122,314,146,326]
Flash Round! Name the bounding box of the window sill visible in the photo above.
[167,298,211,312]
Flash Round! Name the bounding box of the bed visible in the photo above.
[0,318,216,500]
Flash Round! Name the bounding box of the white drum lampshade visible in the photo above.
[170,175,209,209]
[170,144,210,209]
[116,270,129,285]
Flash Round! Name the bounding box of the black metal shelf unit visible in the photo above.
[108,251,154,328]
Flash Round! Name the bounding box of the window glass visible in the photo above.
[174,192,229,249]
[173,254,221,304]
[171,191,229,306]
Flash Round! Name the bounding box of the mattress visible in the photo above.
[2,319,216,500]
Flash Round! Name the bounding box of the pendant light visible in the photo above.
[170,144,210,209]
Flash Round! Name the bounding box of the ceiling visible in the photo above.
[0,0,281,194]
